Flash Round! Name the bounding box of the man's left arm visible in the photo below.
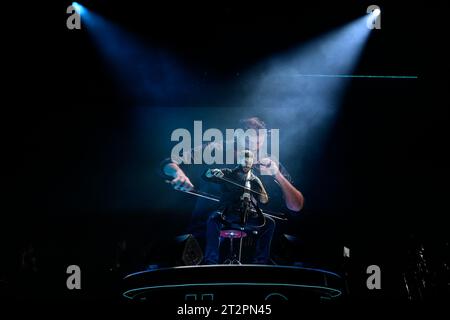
[260,158,304,212]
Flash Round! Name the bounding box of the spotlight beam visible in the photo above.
[75,5,198,104]
[236,15,375,175]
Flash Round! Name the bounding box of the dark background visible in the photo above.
[1,0,448,302]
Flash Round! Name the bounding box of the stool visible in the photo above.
[219,229,247,264]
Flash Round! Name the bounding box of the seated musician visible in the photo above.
[161,117,304,264]
[202,150,272,264]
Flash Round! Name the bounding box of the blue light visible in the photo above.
[72,2,84,15]
[236,15,373,166]
[79,10,196,103]
[367,8,381,29]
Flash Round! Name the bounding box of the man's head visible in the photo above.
[237,150,254,172]
[238,117,266,152]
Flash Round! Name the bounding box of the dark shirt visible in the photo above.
[201,166,265,213]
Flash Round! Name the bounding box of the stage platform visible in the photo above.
[122,264,345,305]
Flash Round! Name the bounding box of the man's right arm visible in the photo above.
[163,162,194,191]
[162,142,220,192]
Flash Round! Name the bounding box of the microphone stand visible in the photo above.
[238,196,249,263]
[240,195,251,227]
[238,170,253,262]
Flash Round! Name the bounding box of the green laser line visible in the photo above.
[294,74,418,79]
